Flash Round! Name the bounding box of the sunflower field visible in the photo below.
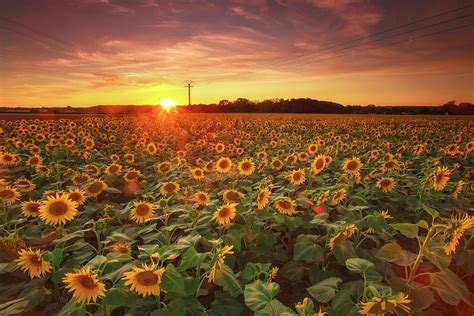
[0,113,473,316]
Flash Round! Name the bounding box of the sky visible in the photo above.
[0,0,473,107]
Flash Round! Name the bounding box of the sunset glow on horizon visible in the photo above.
[0,0,473,107]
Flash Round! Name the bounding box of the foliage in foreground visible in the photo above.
[0,113,473,315]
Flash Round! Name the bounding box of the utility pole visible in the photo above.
[184,80,194,106]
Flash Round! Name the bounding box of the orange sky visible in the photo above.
[0,0,473,107]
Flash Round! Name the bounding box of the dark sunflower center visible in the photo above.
[219,160,229,168]
[30,157,39,164]
[79,275,96,289]
[293,173,302,181]
[315,159,324,169]
[1,188,14,199]
[219,207,230,217]
[278,200,291,209]
[28,203,40,213]
[347,161,358,170]
[226,191,240,201]
[136,204,150,216]
[109,165,119,173]
[49,201,68,216]
[381,180,391,187]
[30,254,43,265]
[164,183,176,192]
[242,162,251,170]
[258,192,267,202]
[88,182,104,193]
[136,271,158,285]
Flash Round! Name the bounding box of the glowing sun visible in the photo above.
[159,98,177,110]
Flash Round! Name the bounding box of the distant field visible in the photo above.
[0,113,473,315]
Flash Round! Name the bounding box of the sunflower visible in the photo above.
[71,173,90,186]
[105,163,122,176]
[257,187,271,209]
[111,242,131,255]
[445,144,459,156]
[85,180,107,197]
[311,155,326,175]
[442,214,474,255]
[342,157,362,175]
[382,160,398,172]
[270,158,284,171]
[214,203,237,225]
[156,162,172,175]
[21,200,41,218]
[16,248,51,279]
[63,267,106,304]
[359,292,411,315]
[432,166,451,191]
[328,224,358,250]
[376,177,396,192]
[68,189,87,205]
[160,181,180,196]
[84,164,100,177]
[0,152,18,166]
[216,157,233,174]
[452,180,464,199]
[215,143,225,153]
[124,169,141,183]
[124,153,135,164]
[208,245,234,283]
[330,188,346,206]
[39,193,78,225]
[0,186,21,205]
[193,191,210,205]
[286,169,306,185]
[237,158,255,176]
[26,155,42,167]
[308,143,318,155]
[130,201,154,223]
[190,167,205,180]
[317,190,330,205]
[223,189,244,203]
[123,263,165,297]
[274,198,296,216]
[13,178,36,193]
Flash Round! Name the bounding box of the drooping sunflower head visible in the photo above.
[160,181,180,196]
[238,158,255,176]
[130,201,154,224]
[376,177,396,192]
[214,203,237,225]
[223,189,244,204]
[16,248,51,279]
[123,263,165,297]
[330,188,347,206]
[328,224,358,250]
[63,267,106,304]
[432,166,451,191]
[21,200,41,218]
[274,198,296,216]
[286,169,306,185]
[359,292,411,315]
[111,241,131,255]
[257,187,271,209]
[193,191,210,205]
[39,193,78,226]
[216,157,233,174]
[442,214,474,255]
[342,157,362,174]
[85,180,107,197]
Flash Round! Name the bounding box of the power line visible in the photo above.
[248,4,474,73]
[198,10,474,82]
